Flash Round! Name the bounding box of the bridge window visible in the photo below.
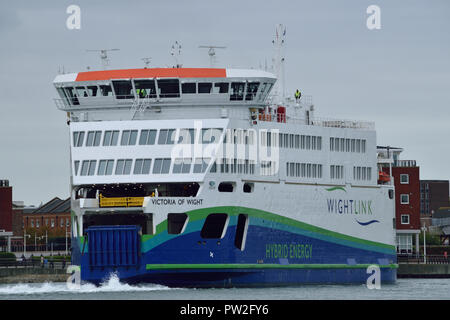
[201,213,229,239]
[103,130,119,146]
[173,158,192,174]
[73,131,85,147]
[157,79,180,98]
[245,82,259,101]
[87,85,98,97]
[158,129,176,144]
[134,159,152,174]
[198,82,212,94]
[168,213,189,234]
[153,158,171,174]
[64,87,79,105]
[134,79,157,98]
[214,82,229,93]
[99,85,113,97]
[112,80,134,99]
[139,129,157,145]
[182,82,196,94]
[121,130,138,146]
[230,82,245,101]
[76,86,88,97]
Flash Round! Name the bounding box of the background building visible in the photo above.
[0,180,13,232]
[378,147,421,254]
[420,180,450,227]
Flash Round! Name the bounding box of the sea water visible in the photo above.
[0,274,449,300]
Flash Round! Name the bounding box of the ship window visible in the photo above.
[167,213,189,234]
[245,82,259,101]
[76,86,88,97]
[74,161,80,176]
[201,213,229,239]
[88,160,97,176]
[80,161,89,176]
[258,83,267,100]
[153,158,171,174]
[112,80,134,99]
[134,159,152,174]
[98,159,115,175]
[115,159,133,175]
[234,214,249,250]
[157,79,180,98]
[134,79,157,98]
[158,129,176,144]
[139,129,157,145]
[103,130,120,146]
[87,86,98,97]
[193,158,210,173]
[243,183,253,193]
[86,131,102,147]
[99,85,113,97]
[214,82,229,93]
[198,82,212,94]
[173,158,192,174]
[200,128,222,144]
[73,131,85,147]
[64,87,79,105]
[230,82,245,101]
[121,130,138,145]
[218,182,234,192]
[178,129,195,144]
[182,82,196,94]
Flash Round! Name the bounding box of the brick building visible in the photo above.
[420,180,450,227]
[22,197,71,238]
[378,147,421,254]
[0,180,13,232]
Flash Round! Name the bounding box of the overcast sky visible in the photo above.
[0,0,449,206]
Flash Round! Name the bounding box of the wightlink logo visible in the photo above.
[325,187,379,226]
[326,199,373,215]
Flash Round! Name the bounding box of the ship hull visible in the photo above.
[75,204,397,287]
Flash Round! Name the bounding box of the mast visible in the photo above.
[271,24,286,105]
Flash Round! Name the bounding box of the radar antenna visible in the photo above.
[198,45,226,67]
[170,41,182,68]
[141,57,152,68]
[86,48,120,70]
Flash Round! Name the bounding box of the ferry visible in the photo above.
[53,31,397,287]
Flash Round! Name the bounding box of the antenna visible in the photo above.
[199,45,226,67]
[271,24,286,104]
[86,48,120,70]
[141,57,151,68]
[170,41,182,68]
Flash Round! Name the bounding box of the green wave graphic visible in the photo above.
[325,186,347,192]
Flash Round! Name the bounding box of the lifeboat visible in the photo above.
[378,171,391,183]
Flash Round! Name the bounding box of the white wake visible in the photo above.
[0,273,174,295]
